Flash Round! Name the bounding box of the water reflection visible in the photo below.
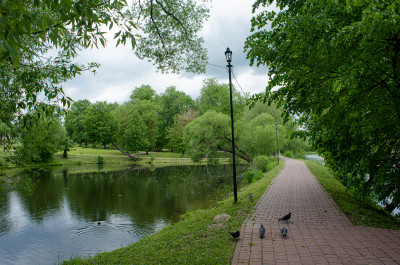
[0,164,246,265]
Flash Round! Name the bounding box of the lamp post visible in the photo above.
[275,123,279,165]
[225,47,237,203]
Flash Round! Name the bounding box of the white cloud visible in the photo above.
[62,0,269,104]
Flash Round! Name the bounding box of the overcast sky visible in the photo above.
[62,0,270,104]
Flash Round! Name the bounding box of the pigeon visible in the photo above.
[279,212,291,222]
[281,227,288,237]
[259,224,266,239]
[249,194,253,201]
[229,231,240,239]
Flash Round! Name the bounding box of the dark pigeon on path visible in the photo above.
[279,212,291,222]
[259,224,266,239]
[281,227,288,237]
[249,194,253,201]
[229,231,240,239]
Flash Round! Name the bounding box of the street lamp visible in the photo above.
[275,123,279,165]
[225,47,237,203]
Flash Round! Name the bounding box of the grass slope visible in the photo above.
[63,161,286,265]
[305,160,400,229]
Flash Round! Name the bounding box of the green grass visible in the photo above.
[62,161,286,265]
[304,160,400,229]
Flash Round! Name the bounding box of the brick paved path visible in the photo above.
[232,158,400,265]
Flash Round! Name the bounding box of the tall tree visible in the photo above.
[130,85,157,103]
[245,0,400,211]
[196,78,246,118]
[166,109,199,157]
[157,86,194,149]
[183,110,252,163]
[83,102,119,148]
[64,100,91,146]
[112,103,149,154]
[0,0,209,123]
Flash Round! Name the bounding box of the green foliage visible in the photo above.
[0,0,209,124]
[64,100,91,146]
[252,155,275,172]
[184,110,252,163]
[166,109,199,155]
[112,103,149,152]
[246,0,400,211]
[97,156,104,165]
[243,170,264,183]
[14,114,66,164]
[157,86,194,149]
[130,85,157,103]
[83,102,119,148]
[284,150,293,158]
[196,78,246,118]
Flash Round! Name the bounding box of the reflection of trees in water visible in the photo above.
[7,165,248,228]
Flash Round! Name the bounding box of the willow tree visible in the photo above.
[245,0,400,211]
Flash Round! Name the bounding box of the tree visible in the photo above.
[196,78,246,118]
[166,109,199,157]
[112,103,149,154]
[83,102,119,148]
[245,0,400,211]
[130,85,157,103]
[0,0,209,123]
[14,115,66,164]
[64,100,91,146]
[157,86,194,149]
[183,110,252,163]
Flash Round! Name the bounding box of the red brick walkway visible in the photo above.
[232,158,400,265]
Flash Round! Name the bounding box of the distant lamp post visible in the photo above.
[275,123,279,165]
[225,47,237,203]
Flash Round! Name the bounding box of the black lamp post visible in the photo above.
[275,123,279,165]
[225,47,238,203]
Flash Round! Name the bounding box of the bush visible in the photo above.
[243,170,263,183]
[252,155,275,172]
[97,156,104,164]
[284,150,293,158]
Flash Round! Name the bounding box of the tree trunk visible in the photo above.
[111,142,138,161]
[385,202,396,213]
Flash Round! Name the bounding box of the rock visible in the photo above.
[212,213,231,223]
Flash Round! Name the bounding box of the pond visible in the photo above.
[303,154,325,165]
[0,164,247,265]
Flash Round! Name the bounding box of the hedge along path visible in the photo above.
[232,157,400,264]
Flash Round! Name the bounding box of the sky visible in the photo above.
[62,0,270,104]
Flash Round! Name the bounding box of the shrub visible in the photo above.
[284,150,293,158]
[243,170,264,183]
[97,156,104,164]
[252,155,272,172]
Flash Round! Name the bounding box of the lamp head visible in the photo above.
[225,47,232,63]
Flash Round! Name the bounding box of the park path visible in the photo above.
[231,157,400,265]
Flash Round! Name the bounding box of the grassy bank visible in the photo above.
[62,161,285,264]
[304,160,400,229]
[1,147,238,171]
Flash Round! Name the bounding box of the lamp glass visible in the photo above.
[225,48,232,62]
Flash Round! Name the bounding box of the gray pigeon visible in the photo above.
[281,227,288,237]
[279,212,291,222]
[249,194,253,201]
[259,224,266,239]
[229,231,240,239]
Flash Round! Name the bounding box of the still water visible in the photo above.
[0,164,247,265]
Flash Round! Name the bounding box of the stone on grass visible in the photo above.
[212,213,231,223]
